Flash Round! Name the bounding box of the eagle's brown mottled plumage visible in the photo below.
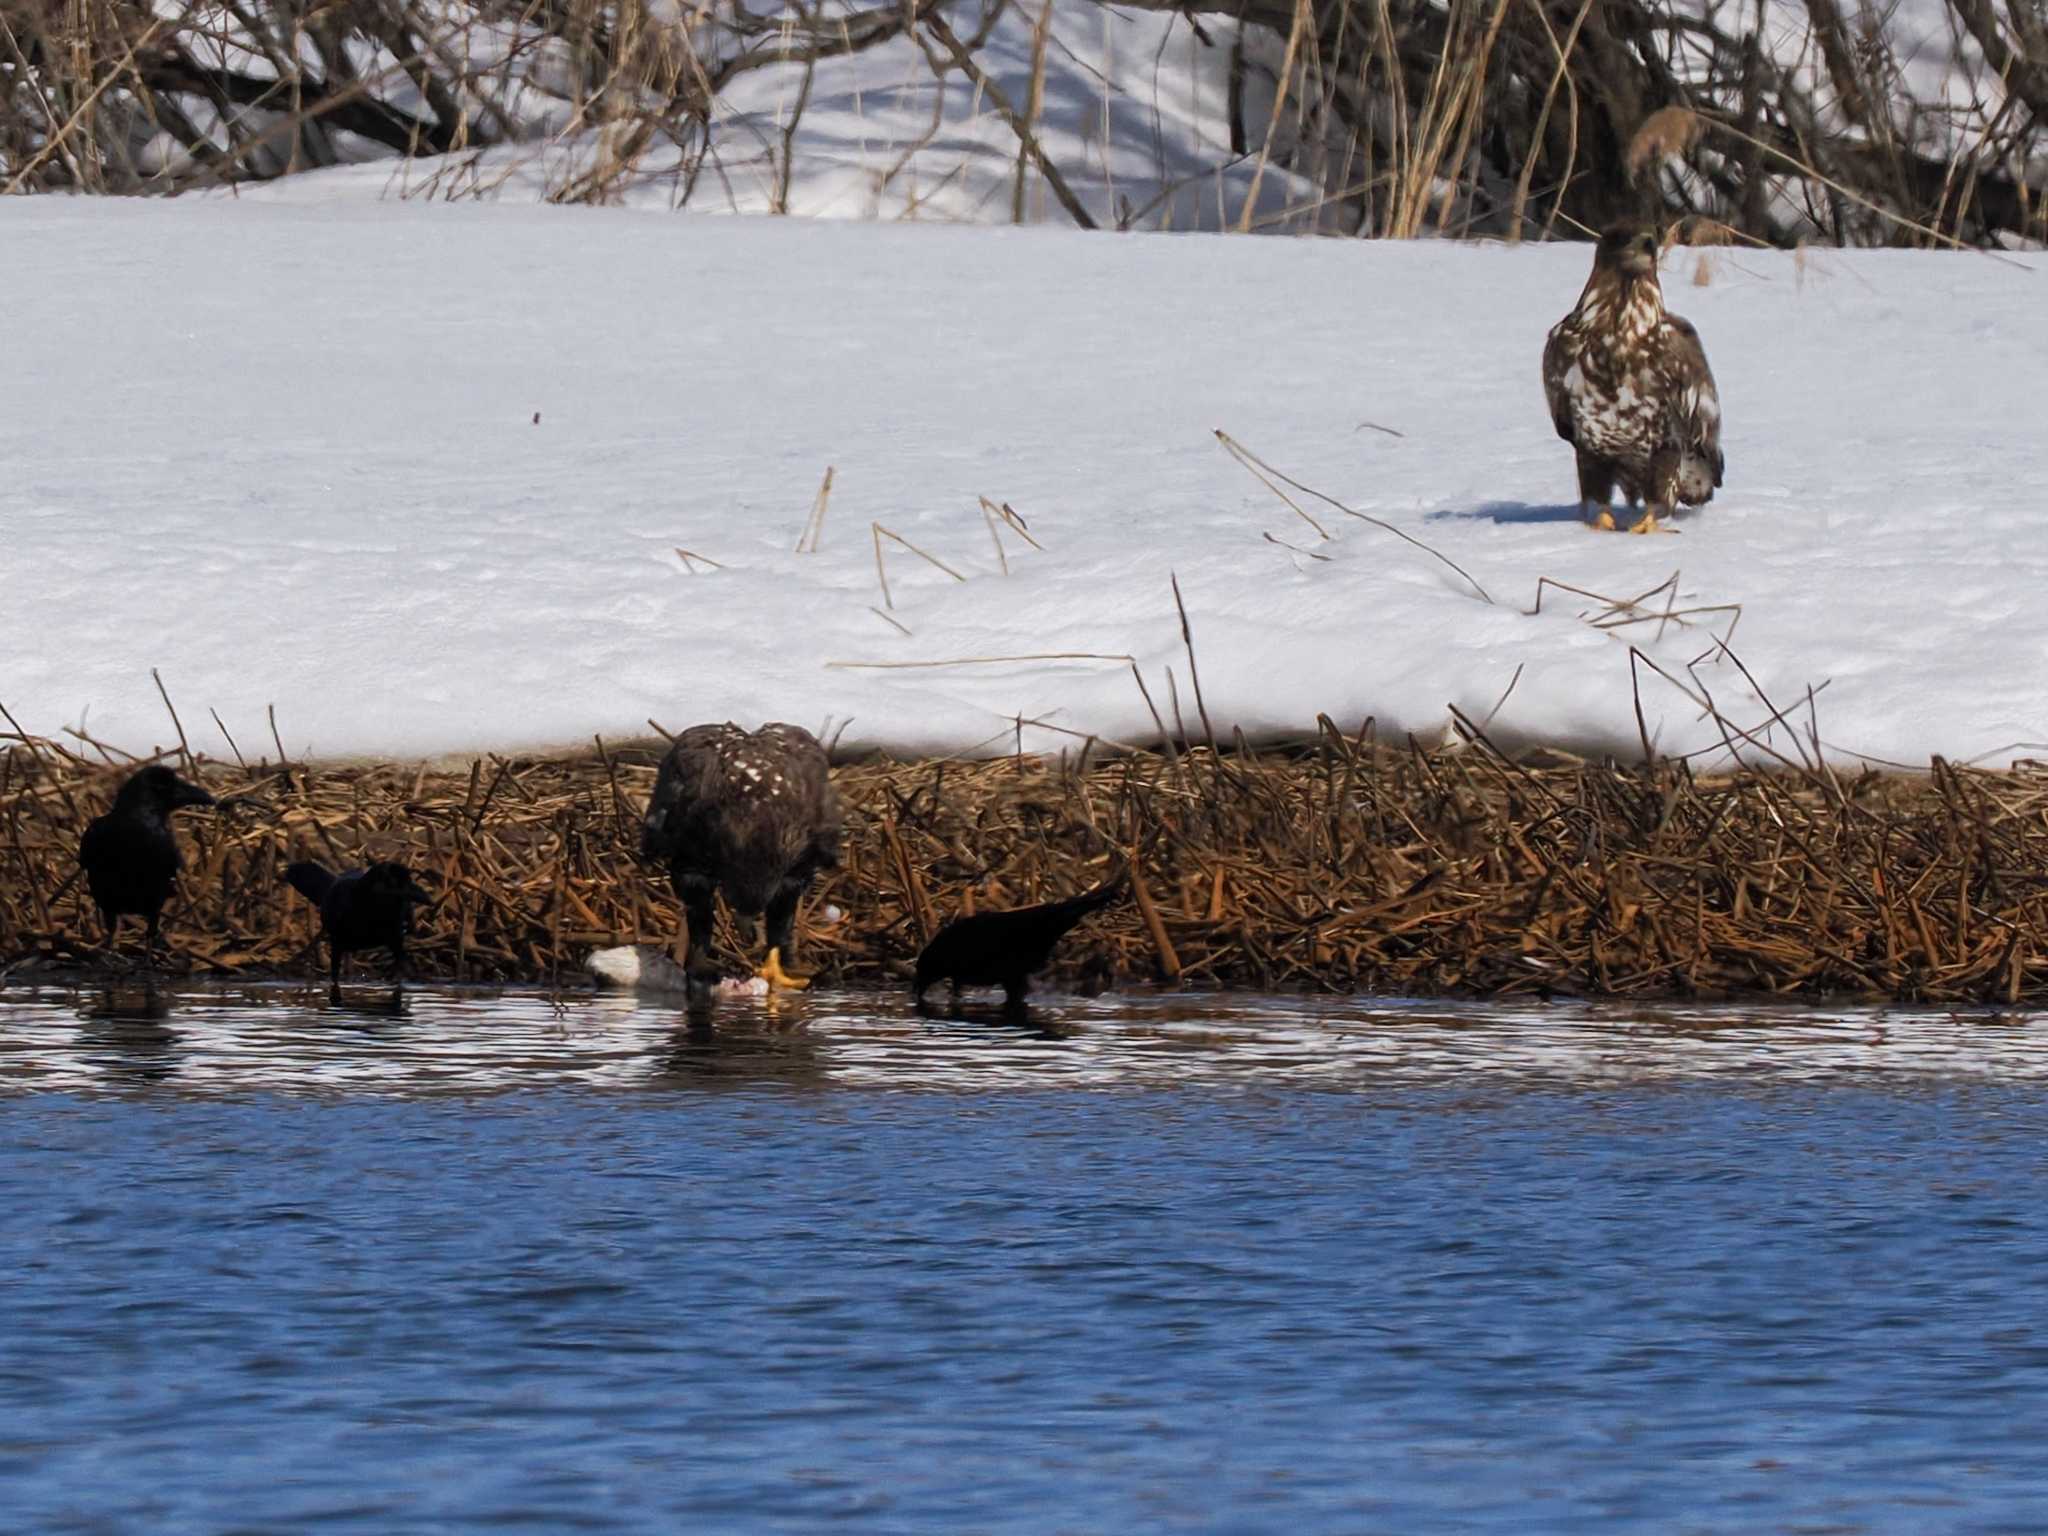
[1543,223,1724,533]
[641,722,841,982]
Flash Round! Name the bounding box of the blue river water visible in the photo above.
[3,983,2048,1533]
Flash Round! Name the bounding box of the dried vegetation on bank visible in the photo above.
[6,720,2047,1004]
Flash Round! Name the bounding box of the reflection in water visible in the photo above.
[74,983,180,1086]
[327,988,412,1026]
[917,993,1081,1041]
[655,1012,828,1088]
[0,981,2043,1097]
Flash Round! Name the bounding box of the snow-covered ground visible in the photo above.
[3,198,2043,768]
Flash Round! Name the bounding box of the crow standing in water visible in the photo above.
[913,879,1124,1009]
[641,722,842,991]
[286,861,434,1002]
[78,765,215,964]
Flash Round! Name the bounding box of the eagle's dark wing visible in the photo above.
[641,724,728,864]
[642,723,841,912]
[749,724,842,875]
[1541,319,1580,445]
[1661,314,1724,487]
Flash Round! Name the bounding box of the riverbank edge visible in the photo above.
[5,732,2046,1005]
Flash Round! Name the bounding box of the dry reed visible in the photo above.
[5,0,2039,248]
[6,726,2048,1005]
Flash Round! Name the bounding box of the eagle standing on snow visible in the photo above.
[640,722,842,990]
[1543,223,1724,533]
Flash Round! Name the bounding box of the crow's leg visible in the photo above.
[1002,974,1030,1009]
[328,942,344,1005]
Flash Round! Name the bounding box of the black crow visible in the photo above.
[641,722,841,991]
[913,879,1124,1008]
[286,860,434,1002]
[77,765,215,964]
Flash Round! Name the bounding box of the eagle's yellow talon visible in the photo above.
[1591,508,1617,531]
[757,947,810,991]
[1630,511,1671,535]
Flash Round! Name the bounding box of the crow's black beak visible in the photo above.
[405,882,434,906]
[177,783,216,810]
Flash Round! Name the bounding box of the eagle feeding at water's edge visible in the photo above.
[640,722,842,991]
[1543,223,1724,534]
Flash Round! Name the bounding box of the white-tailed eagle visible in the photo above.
[1543,223,1724,533]
[640,722,841,991]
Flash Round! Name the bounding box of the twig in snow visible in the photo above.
[151,668,192,770]
[1215,430,1492,605]
[998,503,1041,549]
[1128,663,1175,762]
[1482,663,1525,730]
[210,709,248,770]
[1263,532,1331,561]
[870,522,966,610]
[795,466,835,553]
[1171,573,1218,755]
[1215,430,1329,540]
[1629,648,1659,763]
[978,497,1043,572]
[1529,573,1741,648]
[981,501,1009,575]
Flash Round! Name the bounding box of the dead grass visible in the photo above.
[3,0,2041,247]
[7,726,2048,1004]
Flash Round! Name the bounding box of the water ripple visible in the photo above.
[7,985,2048,1532]
[1,981,2044,1096]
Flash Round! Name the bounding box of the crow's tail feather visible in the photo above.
[1045,875,1127,929]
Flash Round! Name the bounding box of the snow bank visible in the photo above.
[3,198,2043,769]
